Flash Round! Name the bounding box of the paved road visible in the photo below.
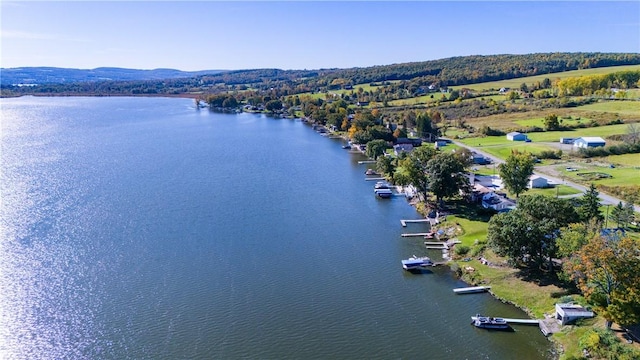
[448,139,640,213]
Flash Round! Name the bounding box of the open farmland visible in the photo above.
[449,64,640,92]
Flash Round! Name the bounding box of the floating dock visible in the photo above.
[471,315,539,325]
[400,219,430,227]
[358,160,376,164]
[453,286,491,294]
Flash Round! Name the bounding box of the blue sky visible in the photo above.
[1,1,639,71]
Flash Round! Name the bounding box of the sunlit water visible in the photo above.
[0,96,552,359]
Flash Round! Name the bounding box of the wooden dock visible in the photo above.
[358,160,376,164]
[365,177,386,181]
[401,233,432,237]
[453,286,491,294]
[400,219,430,227]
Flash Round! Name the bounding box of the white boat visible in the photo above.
[401,256,433,270]
[453,286,491,294]
[472,315,511,330]
[374,181,390,189]
[365,168,379,175]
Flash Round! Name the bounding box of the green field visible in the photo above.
[519,185,582,198]
[449,64,640,92]
[558,163,640,187]
[526,123,629,142]
[514,116,591,128]
[571,100,640,115]
[605,153,640,167]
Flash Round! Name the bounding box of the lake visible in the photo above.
[0,96,552,359]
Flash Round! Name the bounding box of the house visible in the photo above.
[528,175,548,189]
[506,132,528,141]
[481,192,516,212]
[573,137,606,148]
[393,144,414,155]
[555,303,594,325]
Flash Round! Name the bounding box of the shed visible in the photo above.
[573,137,606,148]
[528,175,548,189]
[555,303,594,325]
[560,137,575,144]
[506,132,528,141]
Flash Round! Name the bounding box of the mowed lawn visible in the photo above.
[459,136,558,159]
[526,123,630,142]
[558,163,640,187]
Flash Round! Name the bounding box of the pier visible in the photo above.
[365,177,386,181]
[400,219,430,227]
[401,233,432,237]
[358,160,376,164]
[471,315,539,325]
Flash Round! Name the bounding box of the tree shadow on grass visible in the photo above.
[442,199,496,223]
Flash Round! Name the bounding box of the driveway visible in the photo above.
[448,138,640,213]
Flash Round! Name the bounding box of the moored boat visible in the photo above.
[401,255,433,270]
[472,314,511,330]
[375,188,393,198]
[365,168,379,175]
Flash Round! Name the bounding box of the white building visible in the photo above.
[555,303,594,325]
[573,137,606,148]
[528,175,548,189]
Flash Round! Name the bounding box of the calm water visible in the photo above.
[0,97,552,359]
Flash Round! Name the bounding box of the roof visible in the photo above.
[507,132,523,136]
[577,136,606,143]
[529,175,547,181]
[556,303,594,317]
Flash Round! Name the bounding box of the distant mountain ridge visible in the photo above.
[0,67,226,85]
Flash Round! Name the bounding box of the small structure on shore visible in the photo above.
[555,303,594,325]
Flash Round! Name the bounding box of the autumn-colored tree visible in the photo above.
[564,236,640,328]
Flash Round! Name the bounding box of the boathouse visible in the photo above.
[555,303,594,325]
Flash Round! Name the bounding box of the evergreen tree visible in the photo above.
[578,184,604,223]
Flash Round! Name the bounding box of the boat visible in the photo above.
[472,315,511,330]
[342,144,351,149]
[374,181,390,189]
[365,168,379,176]
[374,188,393,198]
[401,255,433,270]
[453,286,491,294]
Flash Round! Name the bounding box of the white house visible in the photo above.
[555,303,594,325]
[528,175,548,189]
[481,192,515,212]
[573,137,606,148]
[507,132,528,141]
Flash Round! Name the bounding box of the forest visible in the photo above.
[2,52,640,98]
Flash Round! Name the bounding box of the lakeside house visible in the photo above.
[573,137,606,148]
[481,192,515,212]
[528,175,549,189]
[506,132,528,141]
[393,143,414,155]
[555,303,594,325]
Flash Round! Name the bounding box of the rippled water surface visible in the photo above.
[0,97,552,359]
